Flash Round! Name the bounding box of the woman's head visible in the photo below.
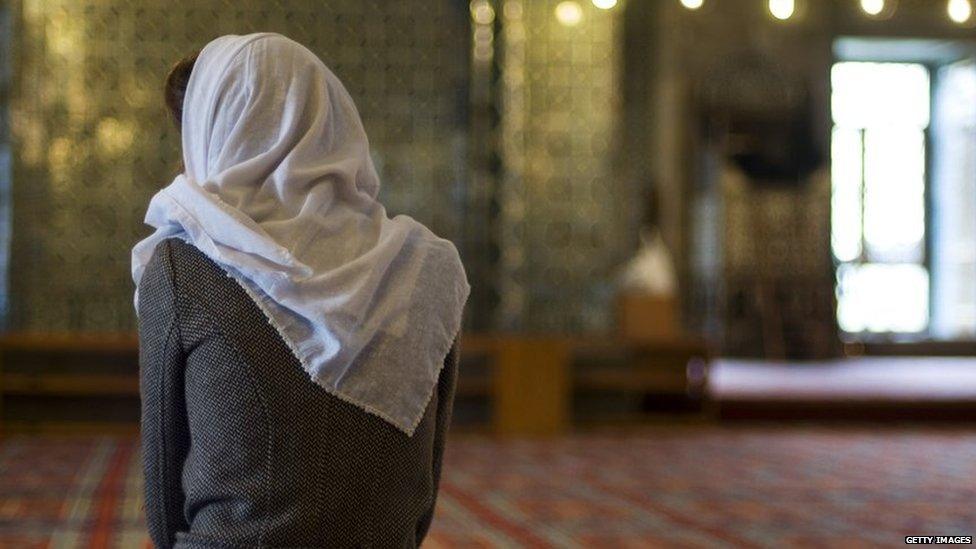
[174,34,380,200]
[164,52,198,129]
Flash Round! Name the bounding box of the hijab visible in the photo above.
[132,33,470,435]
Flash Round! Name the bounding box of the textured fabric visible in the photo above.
[132,33,469,434]
[138,238,458,549]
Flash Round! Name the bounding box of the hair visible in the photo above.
[164,52,199,130]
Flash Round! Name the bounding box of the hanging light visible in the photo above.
[680,0,705,9]
[592,0,618,9]
[555,1,584,26]
[948,0,973,24]
[860,0,885,16]
[769,0,796,20]
[469,0,495,25]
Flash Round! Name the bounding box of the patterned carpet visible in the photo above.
[2,427,975,548]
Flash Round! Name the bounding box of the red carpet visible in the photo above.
[2,428,975,547]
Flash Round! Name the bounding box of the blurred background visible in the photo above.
[1,0,976,546]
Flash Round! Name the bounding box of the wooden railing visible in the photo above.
[0,332,710,437]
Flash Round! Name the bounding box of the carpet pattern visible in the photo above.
[2,428,975,548]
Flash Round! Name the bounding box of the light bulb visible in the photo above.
[680,0,704,9]
[592,0,618,9]
[860,0,884,16]
[769,0,795,20]
[555,1,584,26]
[948,0,973,23]
[470,0,495,25]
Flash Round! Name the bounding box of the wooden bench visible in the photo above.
[0,333,141,435]
[470,335,710,434]
[0,332,710,437]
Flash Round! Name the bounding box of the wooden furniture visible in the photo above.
[616,293,680,343]
[1,332,710,437]
[493,338,572,436]
[0,333,140,436]
[463,335,710,434]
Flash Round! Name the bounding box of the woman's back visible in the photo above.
[139,238,457,548]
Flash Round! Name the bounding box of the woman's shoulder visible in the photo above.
[159,237,203,262]
[145,238,239,307]
[160,238,226,282]
[138,239,180,316]
[144,237,198,271]
[158,238,268,320]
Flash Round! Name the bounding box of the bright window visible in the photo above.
[831,62,930,334]
[931,60,976,339]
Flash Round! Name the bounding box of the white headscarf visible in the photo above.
[132,33,470,435]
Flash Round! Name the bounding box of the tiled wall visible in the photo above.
[6,0,636,334]
[498,0,637,332]
[8,0,471,331]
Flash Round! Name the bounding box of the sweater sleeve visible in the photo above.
[416,339,459,541]
[138,240,191,548]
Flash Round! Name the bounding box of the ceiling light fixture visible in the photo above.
[860,0,885,16]
[769,0,796,20]
[948,0,973,24]
[555,1,584,26]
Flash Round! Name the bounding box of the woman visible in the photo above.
[132,33,469,549]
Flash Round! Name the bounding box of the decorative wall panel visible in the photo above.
[8,0,635,334]
[9,0,471,331]
[651,0,839,357]
[499,0,634,332]
[721,168,837,358]
[463,0,503,332]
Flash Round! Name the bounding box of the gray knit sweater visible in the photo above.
[138,238,458,548]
